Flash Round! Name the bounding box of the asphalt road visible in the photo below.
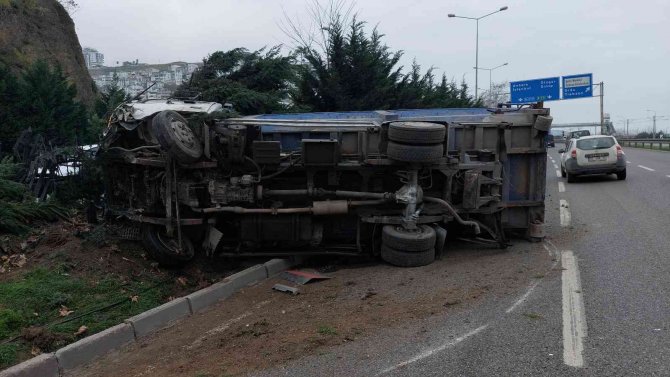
[254,146,670,376]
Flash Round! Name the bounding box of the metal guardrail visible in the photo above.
[619,138,670,151]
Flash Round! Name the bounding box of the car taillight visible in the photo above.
[571,149,576,158]
[616,145,623,157]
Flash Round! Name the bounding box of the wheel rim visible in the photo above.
[156,231,190,257]
[170,119,197,149]
[395,225,424,235]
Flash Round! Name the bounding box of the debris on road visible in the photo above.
[281,269,332,285]
[272,284,300,295]
[360,289,377,300]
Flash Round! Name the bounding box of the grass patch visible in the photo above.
[0,344,19,367]
[317,325,337,336]
[523,312,543,320]
[0,268,168,368]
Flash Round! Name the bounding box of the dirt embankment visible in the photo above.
[72,242,553,377]
[0,0,95,106]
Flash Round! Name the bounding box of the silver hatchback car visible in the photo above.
[559,135,626,182]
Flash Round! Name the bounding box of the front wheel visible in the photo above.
[142,225,195,267]
[561,166,566,178]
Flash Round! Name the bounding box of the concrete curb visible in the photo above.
[126,297,191,338]
[55,324,134,371]
[0,353,58,377]
[0,259,297,376]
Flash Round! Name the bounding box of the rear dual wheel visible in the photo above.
[386,122,445,163]
[380,225,436,267]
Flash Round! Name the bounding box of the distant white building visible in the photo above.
[88,61,202,99]
[82,48,104,68]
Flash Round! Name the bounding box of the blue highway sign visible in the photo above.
[510,77,560,103]
[562,73,593,99]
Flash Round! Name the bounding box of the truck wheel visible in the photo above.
[616,169,626,180]
[566,172,577,183]
[388,122,446,145]
[387,141,443,163]
[382,225,436,251]
[142,225,195,267]
[381,245,435,267]
[152,110,202,164]
[561,167,566,178]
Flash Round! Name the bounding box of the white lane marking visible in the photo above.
[553,164,559,169]
[560,199,571,227]
[562,250,588,368]
[667,175,670,178]
[378,325,490,375]
[556,170,562,178]
[626,161,631,164]
[506,281,539,313]
[507,241,560,314]
[638,165,655,171]
[558,181,566,193]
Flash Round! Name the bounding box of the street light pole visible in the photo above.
[448,6,509,102]
[646,110,657,138]
[475,20,479,101]
[474,62,509,97]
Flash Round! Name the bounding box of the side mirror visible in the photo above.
[558,149,565,154]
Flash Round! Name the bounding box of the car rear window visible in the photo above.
[576,137,615,150]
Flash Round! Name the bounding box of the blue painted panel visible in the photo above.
[254,108,490,151]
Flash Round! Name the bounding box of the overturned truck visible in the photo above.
[100,100,552,267]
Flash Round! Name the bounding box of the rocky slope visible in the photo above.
[0,0,95,105]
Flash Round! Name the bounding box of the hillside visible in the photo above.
[0,0,95,105]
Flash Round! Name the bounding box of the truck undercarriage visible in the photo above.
[100,100,552,267]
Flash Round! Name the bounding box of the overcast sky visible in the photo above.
[72,0,669,133]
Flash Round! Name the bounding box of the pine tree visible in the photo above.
[175,47,296,115]
[0,66,22,152]
[16,60,89,145]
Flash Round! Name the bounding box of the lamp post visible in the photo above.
[448,6,509,101]
[646,109,657,138]
[474,62,508,96]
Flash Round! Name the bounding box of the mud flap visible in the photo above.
[432,224,447,259]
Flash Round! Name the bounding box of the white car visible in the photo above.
[559,135,626,182]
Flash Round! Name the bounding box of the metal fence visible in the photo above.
[619,138,670,151]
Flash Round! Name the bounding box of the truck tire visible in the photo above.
[388,122,446,145]
[382,225,436,251]
[381,245,435,267]
[142,224,195,267]
[566,172,577,183]
[387,141,443,163]
[152,110,202,164]
[616,169,626,180]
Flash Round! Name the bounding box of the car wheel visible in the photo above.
[382,225,436,251]
[617,169,626,181]
[142,224,195,267]
[387,141,443,163]
[567,172,577,183]
[561,166,566,178]
[388,122,446,145]
[381,245,435,267]
[152,110,203,164]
